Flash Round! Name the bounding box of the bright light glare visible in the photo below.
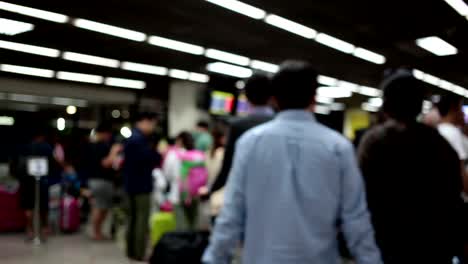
[112,110,121,119]
[315,95,334,104]
[0,116,14,126]
[317,75,338,86]
[148,36,205,55]
[188,72,210,83]
[412,69,425,80]
[105,77,146,89]
[0,64,54,78]
[62,52,120,68]
[57,118,66,131]
[250,60,279,73]
[416,36,458,56]
[423,73,440,86]
[439,80,454,91]
[121,62,168,76]
[338,81,359,92]
[205,0,266,19]
[120,126,132,138]
[444,0,468,16]
[330,103,345,111]
[317,86,352,98]
[57,71,104,84]
[207,62,253,78]
[205,48,250,66]
[314,105,330,115]
[368,97,383,108]
[66,106,77,115]
[236,80,246,90]
[316,33,355,54]
[0,40,60,57]
[454,86,466,96]
[265,14,317,39]
[362,103,379,112]
[74,19,147,42]
[353,48,386,64]
[0,18,34,36]
[0,1,69,23]
[169,69,190,80]
[359,86,382,97]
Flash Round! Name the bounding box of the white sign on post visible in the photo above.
[27,157,48,178]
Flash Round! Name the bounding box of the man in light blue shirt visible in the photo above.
[203,61,382,264]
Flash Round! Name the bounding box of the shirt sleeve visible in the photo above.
[202,138,248,264]
[339,141,383,264]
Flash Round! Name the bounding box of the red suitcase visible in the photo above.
[0,185,26,232]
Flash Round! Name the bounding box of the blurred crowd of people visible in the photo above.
[5,59,468,264]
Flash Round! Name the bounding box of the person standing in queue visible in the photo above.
[86,123,120,241]
[203,61,382,264]
[206,73,274,199]
[122,112,161,261]
[358,70,465,263]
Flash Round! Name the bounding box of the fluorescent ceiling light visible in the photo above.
[205,49,250,66]
[454,85,466,96]
[0,18,34,36]
[368,97,383,108]
[444,0,468,16]
[0,116,14,126]
[51,97,87,107]
[236,80,246,89]
[148,35,205,55]
[73,19,147,42]
[207,62,253,78]
[317,86,352,98]
[316,95,334,104]
[265,14,317,39]
[0,1,69,23]
[105,77,146,89]
[338,80,359,92]
[189,72,210,83]
[330,103,345,111]
[250,60,279,73]
[8,93,49,104]
[62,52,120,68]
[317,75,338,86]
[57,71,104,84]
[57,118,66,131]
[0,64,54,78]
[315,105,330,115]
[359,86,382,97]
[120,126,132,138]
[121,62,168,76]
[205,0,266,19]
[412,69,425,80]
[439,80,454,91]
[0,40,60,57]
[316,33,355,54]
[362,102,379,112]
[353,48,386,64]
[416,36,458,56]
[169,69,190,80]
[423,73,440,86]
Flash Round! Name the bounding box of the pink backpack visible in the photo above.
[177,150,208,204]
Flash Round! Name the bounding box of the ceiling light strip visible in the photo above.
[0,18,34,36]
[0,64,55,78]
[0,1,69,23]
[205,0,266,19]
[62,51,120,68]
[0,40,60,57]
[73,18,147,42]
[412,69,468,98]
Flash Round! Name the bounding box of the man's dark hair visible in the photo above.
[437,93,463,117]
[382,69,426,122]
[244,73,271,106]
[271,60,318,110]
[95,122,113,133]
[134,112,157,123]
[177,131,195,150]
[197,121,209,129]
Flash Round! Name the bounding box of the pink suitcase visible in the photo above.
[0,185,26,232]
[60,195,80,233]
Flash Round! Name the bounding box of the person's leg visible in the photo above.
[126,195,137,259]
[25,210,33,238]
[92,208,109,240]
[133,194,150,261]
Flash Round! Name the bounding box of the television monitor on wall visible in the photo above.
[210,91,234,115]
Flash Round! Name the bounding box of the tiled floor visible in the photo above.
[0,233,130,264]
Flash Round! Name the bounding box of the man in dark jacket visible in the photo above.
[209,74,274,196]
[358,70,465,263]
[122,112,161,261]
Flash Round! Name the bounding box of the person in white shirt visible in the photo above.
[437,94,468,192]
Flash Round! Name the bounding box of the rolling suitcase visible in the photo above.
[149,231,210,264]
[60,195,80,233]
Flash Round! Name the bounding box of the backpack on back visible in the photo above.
[178,150,208,205]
